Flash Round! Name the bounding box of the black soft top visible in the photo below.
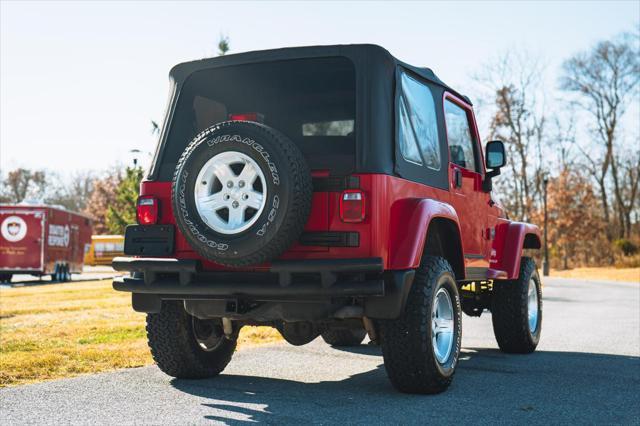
[151,44,469,181]
[169,44,469,103]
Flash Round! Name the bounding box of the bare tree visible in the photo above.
[475,50,546,221]
[560,31,640,239]
[46,171,96,212]
[0,168,47,203]
[612,147,640,238]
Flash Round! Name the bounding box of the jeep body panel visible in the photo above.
[491,221,542,279]
[137,173,539,281]
[388,197,460,270]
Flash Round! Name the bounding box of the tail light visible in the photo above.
[137,196,158,225]
[340,190,365,223]
[229,112,264,122]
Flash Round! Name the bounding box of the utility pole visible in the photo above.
[542,175,549,276]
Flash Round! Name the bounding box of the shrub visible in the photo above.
[614,239,639,257]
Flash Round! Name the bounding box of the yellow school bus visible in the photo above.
[84,235,125,266]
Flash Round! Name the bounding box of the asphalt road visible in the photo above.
[1,277,639,425]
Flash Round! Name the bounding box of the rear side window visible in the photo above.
[398,72,441,170]
[444,99,477,172]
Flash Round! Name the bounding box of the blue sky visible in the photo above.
[1,0,638,173]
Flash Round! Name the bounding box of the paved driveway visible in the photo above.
[1,277,639,424]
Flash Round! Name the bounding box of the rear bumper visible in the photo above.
[112,256,385,298]
[112,256,414,319]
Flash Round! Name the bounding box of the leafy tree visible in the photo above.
[532,168,604,268]
[105,167,144,234]
[217,34,230,56]
[83,170,122,234]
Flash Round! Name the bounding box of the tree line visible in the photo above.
[0,166,143,235]
[478,28,639,267]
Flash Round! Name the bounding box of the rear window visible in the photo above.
[158,57,356,180]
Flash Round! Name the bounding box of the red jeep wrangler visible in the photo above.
[113,45,542,394]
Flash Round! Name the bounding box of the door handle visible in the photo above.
[453,168,462,188]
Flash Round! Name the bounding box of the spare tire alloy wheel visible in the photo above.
[194,151,267,235]
[173,121,312,267]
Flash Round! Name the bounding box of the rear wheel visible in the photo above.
[321,328,367,347]
[146,301,236,379]
[380,256,462,394]
[491,257,542,354]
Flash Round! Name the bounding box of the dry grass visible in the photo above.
[0,280,282,388]
[551,267,639,283]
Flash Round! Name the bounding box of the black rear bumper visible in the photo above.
[112,257,385,297]
[112,257,414,319]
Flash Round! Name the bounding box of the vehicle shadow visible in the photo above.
[171,348,640,424]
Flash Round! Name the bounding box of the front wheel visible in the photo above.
[491,257,542,353]
[146,301,236,379]
[380,256,462,394]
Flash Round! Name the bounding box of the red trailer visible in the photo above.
[0,204,93,283]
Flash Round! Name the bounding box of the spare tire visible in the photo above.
[172,121,312,267]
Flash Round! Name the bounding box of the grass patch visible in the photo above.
[0,280,282,387]
[551,267,639,283]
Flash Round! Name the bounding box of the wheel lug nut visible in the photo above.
[232,201,239,208]
[223,194,230,201]
[239,181,245,188]
[227,181,233,188]
[201,181,207,185]
[242,194,248,200]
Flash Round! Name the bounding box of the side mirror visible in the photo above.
[486,140,506,169]
[483,140,506,192]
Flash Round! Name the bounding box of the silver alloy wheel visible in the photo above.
[194,151,267,235]
[432,287,455,364]
[527,278,539,333]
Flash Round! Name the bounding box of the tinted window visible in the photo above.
[398,72,441,170]
[444,100,477,172]
[159,57,356,179]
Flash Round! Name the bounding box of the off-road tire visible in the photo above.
[321,328,367,347]
[380,256,462,394]
[172,121,312,267]
[146,301,236,379]
[491,257,541,354]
